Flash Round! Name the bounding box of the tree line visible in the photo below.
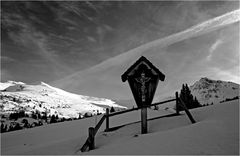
[0,107,117,133]
[179,84,201,111]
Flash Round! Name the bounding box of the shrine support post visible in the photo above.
[141,106,147,134]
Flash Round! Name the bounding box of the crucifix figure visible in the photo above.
[135,72,151,102]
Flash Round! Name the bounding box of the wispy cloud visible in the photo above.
[1,11,27,30]
[0,56,15,62]
[87,36,97,43]
[1,1,239,84]
[207,39,223,61]
[56,1,99,22]
[7,22,73,75]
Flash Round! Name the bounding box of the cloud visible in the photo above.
[87,36,97,43]
[1,11,28,30]
[2,1,239,84]
[56,1,99,22]
[96,25,114,44]
[49,33,78,45]
[207,39,223,61]
[210,67,240,84]
[0,56,15,62]
[7,23,73,75]
[29,32,73,73]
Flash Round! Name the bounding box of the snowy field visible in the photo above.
[1,100,239,155]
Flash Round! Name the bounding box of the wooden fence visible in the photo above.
[80,114,106,152]
[80,91,196,152]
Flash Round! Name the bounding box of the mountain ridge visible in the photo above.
[0,77,238,119]
[190,77,239,105]
[0,81,127,119]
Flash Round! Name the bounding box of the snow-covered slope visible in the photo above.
[0,81,25,91]
[87,100,239,155]
[1,99,239,155]
[0,81,127,118]
[190,77,239,105]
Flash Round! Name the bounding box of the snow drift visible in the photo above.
[1,99,238,155]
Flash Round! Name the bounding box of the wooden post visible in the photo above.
[105,108,109,132]
[175,92,179,115]
[88,127,95,150]
[179,98,196,124]
[141,107,147,134]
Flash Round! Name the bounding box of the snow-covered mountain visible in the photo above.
[0,81,127,118]
[190,77,239,105]
[149,77,239,110]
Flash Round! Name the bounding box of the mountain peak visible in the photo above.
[199,77,215,83]
[192,77,215,90]
[190,78,239,105]
[200,77,210,81]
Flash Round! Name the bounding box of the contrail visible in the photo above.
[83,9,240,72]
[52,9,240,84]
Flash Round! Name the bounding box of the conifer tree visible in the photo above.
[110,106,115,113]
[1,123,5,133]
[50,115,56,123]
[193,97,201,108]
[179,83,201,110]
[9,124,14,132]
[56,115,59,120]
[32,112,37,119]
[4,124,8,132]
[14,123,22,130]
[180,84,186,104]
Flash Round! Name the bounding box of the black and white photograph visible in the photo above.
[1,0,239,155]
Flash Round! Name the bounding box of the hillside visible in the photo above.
[0,81,126,119]
[190,77,239,105]
[86,100,239,155]
[52,9,240,101]
[1,99,238,155]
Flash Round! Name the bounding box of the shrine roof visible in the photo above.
[121,56,165,82]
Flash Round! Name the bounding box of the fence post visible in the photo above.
[105,108,109,132]
[179,98,196,124]
[88,127,95,150]
[175,92,179,115]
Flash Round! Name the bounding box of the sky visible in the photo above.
[1,1,239,84]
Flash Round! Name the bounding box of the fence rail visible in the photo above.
[94,115,106,135]
[80,91,196,152]
[108,98,176,117]
[80,115,106,152]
